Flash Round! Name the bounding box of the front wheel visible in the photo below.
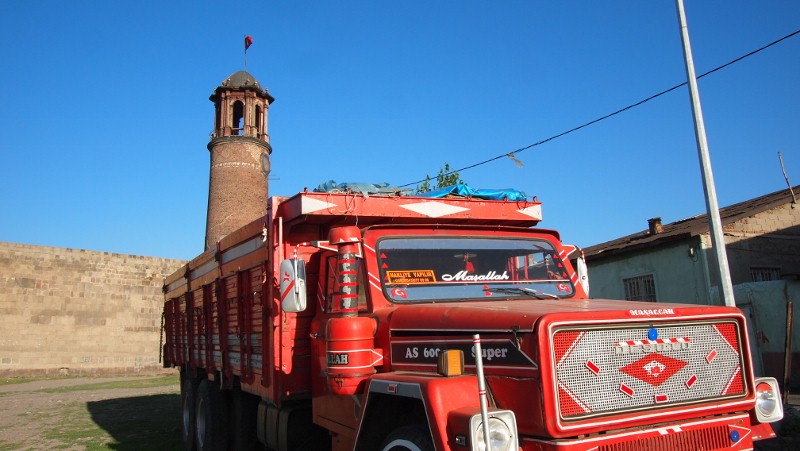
[379,425,434,451]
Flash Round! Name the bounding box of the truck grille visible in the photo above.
[598,425,729,451]
[552,321,745,420]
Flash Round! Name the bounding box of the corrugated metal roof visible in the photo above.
[584,186,799,260]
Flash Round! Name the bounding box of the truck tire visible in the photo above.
[181,375,197,451]
[228,386,258,450]
[379,425,434,451]
[195,379,227,451]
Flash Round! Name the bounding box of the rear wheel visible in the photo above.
[227,385,259,450]
[195,379,227,451]
[379,425,434,451]
[180,375,197,451]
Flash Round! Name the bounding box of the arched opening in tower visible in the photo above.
[232,100,245,136]
[256,105,264,138]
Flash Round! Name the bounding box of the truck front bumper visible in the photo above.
[519,412,775,450]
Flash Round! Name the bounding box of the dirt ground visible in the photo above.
[756,401,800,451]
[0,376,180,450]
[1,376,798,450]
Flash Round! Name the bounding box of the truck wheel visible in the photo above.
[195,379,227,451]
[181,376,197,451]
[228,386,258,450]
[379,425,434,451]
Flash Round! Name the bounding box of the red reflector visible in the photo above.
[756,382,773,394]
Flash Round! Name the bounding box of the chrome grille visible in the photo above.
[552,321,745,419]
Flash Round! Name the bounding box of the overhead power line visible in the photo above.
[400,27,800,188]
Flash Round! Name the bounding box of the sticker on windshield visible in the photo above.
[391,288,408,298]
[386,270,437,285]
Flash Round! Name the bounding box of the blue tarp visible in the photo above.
[314,180,412,197]
[314,181,528,201]
[419,183,527,201]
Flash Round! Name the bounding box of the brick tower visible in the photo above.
[205,71,275,250]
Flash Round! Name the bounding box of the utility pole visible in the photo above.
[675,0,736,307]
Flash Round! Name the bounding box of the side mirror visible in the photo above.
[280,258,307,312]
[576,255,590,296]
[562,244,590,297]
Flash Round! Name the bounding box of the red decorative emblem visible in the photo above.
[686,375,698,388]
[620,383,635,397]
[654,394,669,403]
[619,353,688,387]
[706,349,718,363]
[586,360,600,376]
[391,288,408,298]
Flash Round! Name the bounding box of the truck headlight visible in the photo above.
[470,409,517,451]
[754,377,783,423]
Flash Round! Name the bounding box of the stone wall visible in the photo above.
[0,241,185,376]
[723,202,800,284]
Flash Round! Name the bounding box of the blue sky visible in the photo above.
[1,1,798,261]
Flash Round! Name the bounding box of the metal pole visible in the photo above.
[784,301,794,404]
[473,334,492,451]
[675,0,736,307]
[779,152,797,206]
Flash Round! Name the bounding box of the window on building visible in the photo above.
[750,267,781,282]
[623,274,657,302]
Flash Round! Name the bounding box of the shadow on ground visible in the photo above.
[87,394,182,450]
[84,393,800,450]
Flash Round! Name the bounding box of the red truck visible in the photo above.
[162,189,783,450]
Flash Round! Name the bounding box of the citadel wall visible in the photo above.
[0,241,185,376]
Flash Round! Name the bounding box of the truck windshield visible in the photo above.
[377,237,574,303]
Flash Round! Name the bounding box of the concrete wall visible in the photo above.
[735,280,800,388]
[0,241,185,376]
[587,237,713,304]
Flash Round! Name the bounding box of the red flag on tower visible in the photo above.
[244,35,253,51]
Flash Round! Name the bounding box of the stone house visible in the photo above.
[582,185,800,383]
[584,186,799,304]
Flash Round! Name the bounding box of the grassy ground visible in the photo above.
[0,376,182,450]
[0,377,53,386]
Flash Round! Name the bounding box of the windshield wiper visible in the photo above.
[486,287,559,300]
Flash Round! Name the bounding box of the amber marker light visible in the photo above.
[438,349,464,376]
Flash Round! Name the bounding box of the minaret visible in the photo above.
[205,71,275,250]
